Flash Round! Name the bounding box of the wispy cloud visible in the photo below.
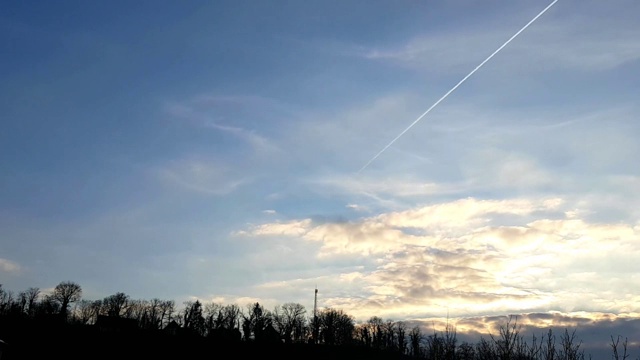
[346,204,369,213]
[157,157,250,196]
[361,13,640,74]
[239,219,312,237]
[164,94,284,155]
[312,175,464,199]
[0,258,21,273]
[204,122,279,155]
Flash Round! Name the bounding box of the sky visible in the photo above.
[1,0,639,352]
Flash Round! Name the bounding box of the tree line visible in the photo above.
[0,281,637,360]
[0,282,355,346]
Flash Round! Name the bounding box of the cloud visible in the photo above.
[241,219,312,237]
[283,93,422,169]
[200,294,271,309]
[346,204,369,212]
[241,196,640,322]
[0,258,21,273]
[242,197,566,257]
[361,11,640,74]
[4,2,638,344]
[378,197,563,231]
[157,157,250,195]
[203,122,281,155]
[282,96,636,213]
[164,94,284,155]
[312,175,463,199]
[462,151,555,190]
[419,312,640,359]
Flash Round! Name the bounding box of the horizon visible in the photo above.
[1,0,639,353]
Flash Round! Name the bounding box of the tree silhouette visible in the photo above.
[139,298,162,330]
[242,302,279,343]
[409,325,423,357]
[273,302,307,343]
[52,281,82,320]
[317,308,354,346]
[396,321,407,354]
[35,294,61,317]
[222,304,241,330]
[0,282,636,360]
[182,300,205,336]
[368,316,384,349]
[383,319,396,351]
[25,287,40,317]
[102,292,129,317]
[74,299,97,324]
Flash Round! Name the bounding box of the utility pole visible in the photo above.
[313,287,319,344]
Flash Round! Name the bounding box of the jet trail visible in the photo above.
[358,0,559,173]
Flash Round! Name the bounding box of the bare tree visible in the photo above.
[52,281,82,320]
[36,295,61,317]
[396,321,407,355]
[354,323,371,347]
[182,300,205,336]
[476,337,496,360]
[458,341,476,360]
[489,315,524,360]
[558,329,584,360]
[221,304,241,330]
[204,301,223,334]
[273,303,307,343]
[125,299,148,323]
[25,287,40,317]
[74,299,97,324]
[0,287,17,316]
[102,292,129,317]
[409,325,423,357]
[543,328,557,360]
[158,299,175,328]
[525,332,544,360]
[423,321,458,360]
[0,285,8,315]
[140,298,163,330]
[610,335,629,360]
[16,291,28,315]
[383,320,396,351]
[317,308,355,346]
[368,316,384,349]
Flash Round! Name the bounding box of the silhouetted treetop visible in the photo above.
[52,281,82,319]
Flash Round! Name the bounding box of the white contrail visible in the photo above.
[358,0,559,173]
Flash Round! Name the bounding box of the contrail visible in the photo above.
[358,0,559,173]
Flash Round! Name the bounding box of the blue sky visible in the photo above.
[1,0,640,348]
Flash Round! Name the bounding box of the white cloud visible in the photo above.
[379,197,563,231]
[242,196,640,321]
[244,219,312,237]
[346,204,369,212]
[0,258,21,273]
